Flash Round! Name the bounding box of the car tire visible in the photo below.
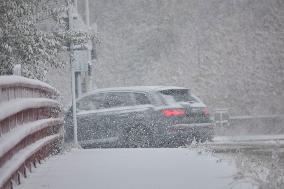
[124,124,153,148]
[163,134,189,148]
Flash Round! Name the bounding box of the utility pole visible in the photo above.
[84,0,95,91]
[68,3,79,147]
[72,0,82,98]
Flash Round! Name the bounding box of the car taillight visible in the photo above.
[202,107,209,116]
[162,109,186,117]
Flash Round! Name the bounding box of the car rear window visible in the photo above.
[159,89,196,103]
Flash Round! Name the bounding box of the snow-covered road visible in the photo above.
[16,148,255,189]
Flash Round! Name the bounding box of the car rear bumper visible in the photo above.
[168,122,214,129]
[168,122,213,131]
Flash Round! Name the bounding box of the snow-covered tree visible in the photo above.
[0,0,68,80]
[0,0,95,80]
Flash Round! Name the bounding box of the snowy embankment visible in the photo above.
[15,148,255,189]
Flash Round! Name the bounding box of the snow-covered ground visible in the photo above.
[16,148,255,189]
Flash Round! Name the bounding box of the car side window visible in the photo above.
[103,92,133,108]
[77,93,105,112]
[134,93,151,105]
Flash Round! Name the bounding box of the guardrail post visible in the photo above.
[214,108,230,127]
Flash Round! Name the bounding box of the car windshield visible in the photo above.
[77,93,106,112]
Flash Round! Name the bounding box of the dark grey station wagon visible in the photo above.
[64,86,214,148]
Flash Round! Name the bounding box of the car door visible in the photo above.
[76,93,109,144]
[100,92,135,140]
[98,91,155,141]
[110,92,155,134]
[130,92,155,124]
[76,91,155,146]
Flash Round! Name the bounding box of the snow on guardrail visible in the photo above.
[213,134,284,143]
[230,114,284,120]
[0,98,60,122]
[0,76,63,189]
[0,118,62,158]
[0,134,61,188]
[0,76,59,96]
[202,134,284,152]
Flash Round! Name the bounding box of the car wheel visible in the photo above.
[185,136,194,145]
[163,134,188,148]
[125,124,152,148]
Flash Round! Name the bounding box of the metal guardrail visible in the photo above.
[0,76,63,189]
[214,109,284,126]
[230,114,284,120]
[214,109,284,136]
